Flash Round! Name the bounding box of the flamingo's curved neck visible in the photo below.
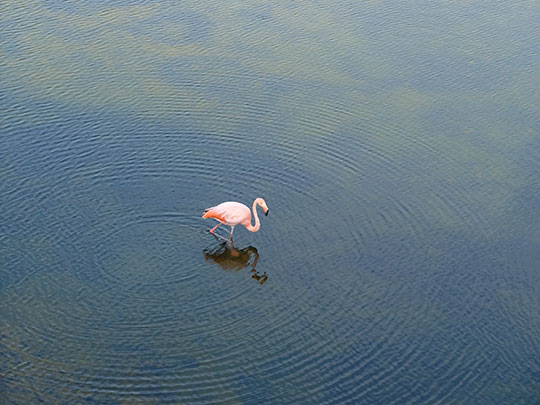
[245,199,261,232]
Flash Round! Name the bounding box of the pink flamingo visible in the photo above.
[202,198,269,241]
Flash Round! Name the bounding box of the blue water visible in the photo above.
[1,0,539,403]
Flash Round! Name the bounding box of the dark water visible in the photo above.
[1,0,539,403]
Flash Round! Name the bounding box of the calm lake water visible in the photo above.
[1,0,539,403]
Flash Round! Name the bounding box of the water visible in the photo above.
[1,0,539,403]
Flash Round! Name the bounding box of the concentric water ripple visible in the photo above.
[1,91,529,402]
[2,0,540,403]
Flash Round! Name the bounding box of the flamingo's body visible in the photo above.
[202,198,269,241]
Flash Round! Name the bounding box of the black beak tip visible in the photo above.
[265,210,269,217]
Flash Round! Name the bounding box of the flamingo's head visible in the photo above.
[256,198,269,216]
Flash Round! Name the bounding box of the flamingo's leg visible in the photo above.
[213,233,229,242]
[210,223,230,242]
[210,223,222,234]
[229,226,235,241]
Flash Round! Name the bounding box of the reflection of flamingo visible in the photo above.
[203,242,268,285]
[202,198,269,242]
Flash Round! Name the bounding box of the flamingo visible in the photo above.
[202,198,269,241]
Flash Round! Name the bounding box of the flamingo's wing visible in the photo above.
[202,202,250,225]
[202,206,226,222]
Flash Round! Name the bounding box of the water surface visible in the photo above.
[1,0,539,403]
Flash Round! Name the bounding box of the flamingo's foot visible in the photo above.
[210,230,231,242]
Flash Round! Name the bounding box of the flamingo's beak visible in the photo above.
[265,209,269,216]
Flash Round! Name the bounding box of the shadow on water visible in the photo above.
[203,242,268,285]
